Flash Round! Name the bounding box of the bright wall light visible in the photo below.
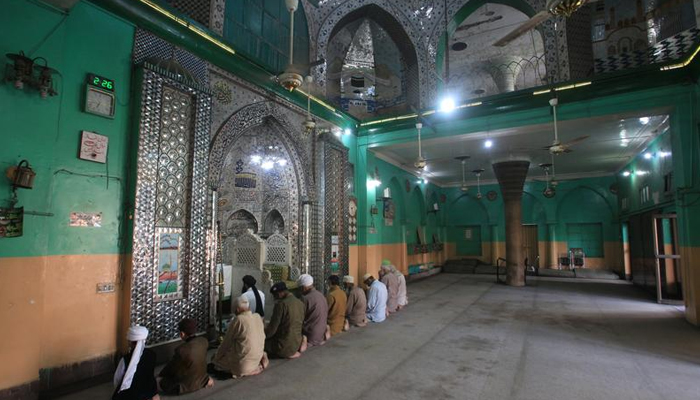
[439,97,456,113]
[344,128,352,135]
[644,152,653,159]
[251,155,262,164]
[639,117,650,125]
[484,140,493,148]
[261,161,274,170]
[659,151,671,157]
[622,171,631,177]
[367,178,382,188]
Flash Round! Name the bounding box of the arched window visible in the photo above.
[223,0,310,73]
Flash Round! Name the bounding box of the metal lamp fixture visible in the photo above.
[302,77,316,134]
[547,0,587,18]
[540,163,556,198]
[455,156,470,192]
[472,168,484,199]
[5,52,58,98]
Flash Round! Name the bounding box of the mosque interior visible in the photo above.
[2,0,700,398]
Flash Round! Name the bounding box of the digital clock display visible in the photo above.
[87,73,114,92]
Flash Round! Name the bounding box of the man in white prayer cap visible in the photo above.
[297,274,330,346]
[113,326,159,400]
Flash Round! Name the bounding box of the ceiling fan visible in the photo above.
[277,0,326,91]
[543,97,589,155]
[455,156,470,192]
[493,0,590,47]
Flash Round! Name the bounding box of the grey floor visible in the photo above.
[59,274,700,400]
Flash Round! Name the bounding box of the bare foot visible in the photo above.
[299,335,308,353]
[288,351,301,359]
[206,377,214,388]
[343,319,350,332]
[324,325,331,341]
[245,366,264,377]
[260,352,270,369]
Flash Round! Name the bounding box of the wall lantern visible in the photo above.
[5,51,59,98]
[6,160,36,189]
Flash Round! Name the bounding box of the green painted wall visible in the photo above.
[0,0,135,258]
[443,176,620,257]
[224,0,310,73]
[362,154,445,247]
[617,129,675,217]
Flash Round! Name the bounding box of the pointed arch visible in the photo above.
[557,186,614,221]
[209,101,310,199]
[450,192,490,225]
[313,2,429,107]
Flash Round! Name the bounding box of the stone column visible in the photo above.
[493,160,530,286]
[547,223,558,269]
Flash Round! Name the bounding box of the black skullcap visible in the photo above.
[178,318,197,336]
[328,275,340,285]
[242,275,256,286]
[270,282,288,294]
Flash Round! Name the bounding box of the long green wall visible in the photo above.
[444,176,620,255]
[357,153,621,260]
[0,0,135,258]
[617,129,675,217]
[363,153,445,247]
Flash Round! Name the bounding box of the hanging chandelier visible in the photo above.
[547,0,587,18]
[472,169,484,199]
[455,156,470,192]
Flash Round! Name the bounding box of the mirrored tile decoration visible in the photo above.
[132,63,213,345]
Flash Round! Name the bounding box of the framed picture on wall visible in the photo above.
[154,227,185,302]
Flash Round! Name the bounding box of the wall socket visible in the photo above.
[96,282,115,293]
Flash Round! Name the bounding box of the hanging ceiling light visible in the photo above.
[302,76,316,134]
[472,168,484,199]
[540,162,556,198]
[455,156,470,192]
[414,122,427,170]
[548,0,587,18]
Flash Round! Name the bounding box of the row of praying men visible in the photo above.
[111,260,408,400]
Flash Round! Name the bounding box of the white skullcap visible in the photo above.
[126,326,148,341]
[237,295,249,309]
[298,273,314,287]
[380,264,391,271]
[343,275,354,283]
[363,273,372,281]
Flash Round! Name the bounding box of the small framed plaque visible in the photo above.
[79,131,109,163]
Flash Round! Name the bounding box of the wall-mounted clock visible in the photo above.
[84,73,115,118]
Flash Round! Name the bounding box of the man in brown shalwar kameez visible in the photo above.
[343,275,367,329]
[298,274,330,346]
[210,296,268,379]
[265,282,305,359]
[380,260,400,315]
[326,275,347,336]
[158,319,213,395]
